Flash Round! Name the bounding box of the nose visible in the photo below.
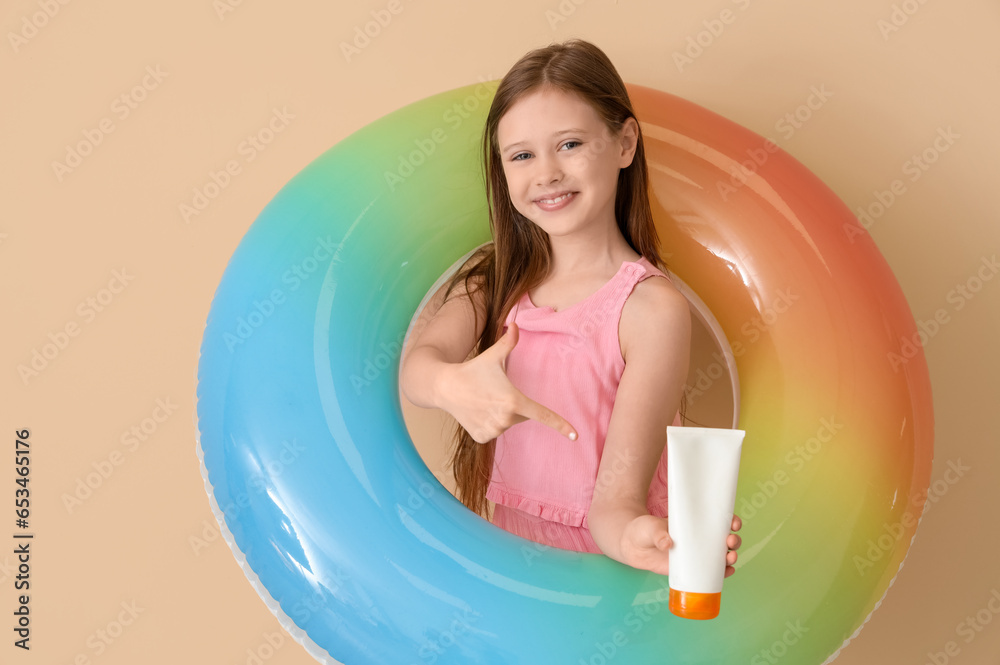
[534,151,563,186]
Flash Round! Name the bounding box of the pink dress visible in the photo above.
[487,255,682,554]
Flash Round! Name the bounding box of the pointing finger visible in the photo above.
[516,393,578,441]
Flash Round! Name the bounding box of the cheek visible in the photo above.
[500,172,526,207]
[575,151,611,184]
[595,151,622,185]
[568,152,591,173]
[500,164,519,188]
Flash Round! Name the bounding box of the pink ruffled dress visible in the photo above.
[487,255,682,553]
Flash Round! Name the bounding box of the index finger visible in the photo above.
[515,393,578,441]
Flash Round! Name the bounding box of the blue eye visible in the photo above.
[509,141,579,161]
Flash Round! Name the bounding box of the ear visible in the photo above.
[617,117,639,168]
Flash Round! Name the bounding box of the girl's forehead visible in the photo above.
[505,85,591,116]
[498,87,601,137]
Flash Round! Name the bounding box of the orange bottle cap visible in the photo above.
[669,588,721,620]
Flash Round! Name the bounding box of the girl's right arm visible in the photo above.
[399,274,578,443]
[399,275,487,411]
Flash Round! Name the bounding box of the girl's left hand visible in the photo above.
[618,514,743,577]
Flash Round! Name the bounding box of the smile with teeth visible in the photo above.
[536,192,575,204]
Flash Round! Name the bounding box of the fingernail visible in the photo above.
[568,431,577,441]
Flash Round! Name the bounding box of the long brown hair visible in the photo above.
[441,38,684,518]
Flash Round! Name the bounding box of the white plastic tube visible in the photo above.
[666,426,745,620]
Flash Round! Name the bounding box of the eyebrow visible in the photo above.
[501,128,588,154]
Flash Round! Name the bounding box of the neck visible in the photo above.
[546,220,640,276]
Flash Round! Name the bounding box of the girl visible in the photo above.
[400,39,741,578]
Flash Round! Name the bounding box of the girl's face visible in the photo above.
[496,84,637,241]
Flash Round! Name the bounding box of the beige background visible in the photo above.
[3,0,998,663]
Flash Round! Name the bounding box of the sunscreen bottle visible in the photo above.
[666,426,745,620]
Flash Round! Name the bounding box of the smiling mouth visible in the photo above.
[535,192,576,205]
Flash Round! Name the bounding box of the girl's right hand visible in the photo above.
[437,322,579,444]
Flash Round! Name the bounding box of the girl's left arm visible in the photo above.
[588,276,690,574]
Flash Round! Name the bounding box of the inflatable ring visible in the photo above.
[195,81,933,664]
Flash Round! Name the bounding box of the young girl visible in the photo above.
[400,39,741,578]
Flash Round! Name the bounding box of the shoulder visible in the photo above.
[619,272,690,363]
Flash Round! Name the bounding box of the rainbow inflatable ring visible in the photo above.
[195,81,933,665]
